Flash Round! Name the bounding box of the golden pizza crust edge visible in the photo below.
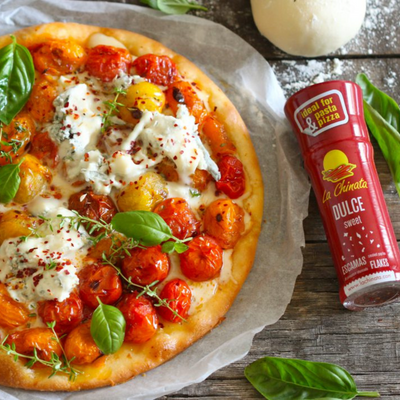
[0,22,264,391]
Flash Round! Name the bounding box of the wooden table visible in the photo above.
[93,0,400,398]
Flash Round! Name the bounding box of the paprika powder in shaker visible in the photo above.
[285,80,400,310]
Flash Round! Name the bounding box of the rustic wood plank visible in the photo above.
[83,0,400,59]
[163,243,400,399]
[74,1,400,398]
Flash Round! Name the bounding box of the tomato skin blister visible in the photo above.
[133,54,178,86]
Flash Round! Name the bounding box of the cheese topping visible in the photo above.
[48,74,219,194]
[0,66,238,314]
[0,208,87,305]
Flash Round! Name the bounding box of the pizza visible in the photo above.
[0,22,263,391]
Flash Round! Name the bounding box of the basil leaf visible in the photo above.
[90,300,126,355]
[141,0,159,9]
[0,159,23,204]
[174,242,189,253]
[161,240,175,254]
[245,357,380,400]
[356,74,400,197]
[140,0,207,15]
[356,73,400,131]
[111,210,172,246]
[0,36,35,125]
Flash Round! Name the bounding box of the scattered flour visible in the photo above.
[273,0,398,97]
[274,58,345,96]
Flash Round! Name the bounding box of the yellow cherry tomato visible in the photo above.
[119,82,166,124]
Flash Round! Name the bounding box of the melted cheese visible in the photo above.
[0,208,88,305]
[0,65,241,318]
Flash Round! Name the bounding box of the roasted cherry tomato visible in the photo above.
[119,82,166,124]
[156,158,179,182]
[38,293,83,334]
[179,235,223,282]
[133,54,178,86]
[0,112,35,166]
[86,233,126,262]
[191,169,212,192]
[166,81,208,124]
[215,155,246,199]
[117,172,168,212]
[0,210,37,245]
[14,154,52,205]
[64,322,102,365]
[31,40,87,75]
[122,245,170,286]
[0,284,29,328]
[203,199,245,249]
[154,198,200,240]
[201,115,236,159]
[68,190,117,235]
[25,76,58,123]
[117,293,158,343]
[6,328,62,361]
[158,279,191,323]
[30,131,59,168]
[79,263,122,309]
[86,45,131,82]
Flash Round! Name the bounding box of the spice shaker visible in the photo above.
[285,80,400,310]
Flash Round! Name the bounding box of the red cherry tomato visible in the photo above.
[6,328,62,362]
[30,131,59,168]
[133,54,178,86]
[215,155,246,199]
[117,293,158,343]
[165,81,207,124]
[30,40,87,75]
[203,199,245,249]
[201,115,236,159]
[158,279,191,323]
[122,245,170,286]
[79,264,122,309]
[68,190,117,235]
[86,45,132,82]
[179,235,223,282]
[38,292,83,334]
[154,198,200,240]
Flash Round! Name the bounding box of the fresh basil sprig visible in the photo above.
[356,73,400,197]
[140,0,207,15]
[245,357,380,400]
[111,210,189,252]
[0,36,35,125]
[0,158,23,204]
[90,299,126,355]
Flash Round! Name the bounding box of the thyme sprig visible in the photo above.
[0,322,80,381]
[57,211,143,259]
[101,87,126,133]
[102,254,187,322]
[0,121,24,163]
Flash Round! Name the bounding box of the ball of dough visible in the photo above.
[251,0,366,57]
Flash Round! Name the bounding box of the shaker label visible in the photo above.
[294,90,349,137]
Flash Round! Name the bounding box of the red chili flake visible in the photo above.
[180,151,184,155]
[33,274,43,287]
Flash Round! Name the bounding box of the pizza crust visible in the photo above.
[0,22,263,391]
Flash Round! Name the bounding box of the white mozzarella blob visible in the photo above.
[88,33,127,50]
[251,0,366,57]
[0,208,87,305]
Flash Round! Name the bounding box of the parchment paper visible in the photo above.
[0,1,311,399]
